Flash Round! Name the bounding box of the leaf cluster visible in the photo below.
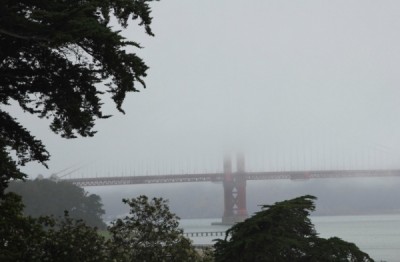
[214,195,374,262]
[0,0,156,183]
[0,193,109,262]
[108,195,198,261]
[0,111,49,194]
[1,193,199,262]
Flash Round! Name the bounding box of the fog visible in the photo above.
[8,1,400,218]
[85,177,400,221]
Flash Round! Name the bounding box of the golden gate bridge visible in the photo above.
[61,154,400,224]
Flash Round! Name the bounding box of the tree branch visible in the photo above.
[0,28,48,41]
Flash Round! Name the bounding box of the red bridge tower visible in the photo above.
[221,154,248,224]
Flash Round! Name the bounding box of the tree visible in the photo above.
[0,2,159,259]
[1,193,211,261]
[0,192,45,262]
[308,237,376,262]
[108,195,198,262]
[0,194,109,262]
[7,179,106,229]
[214,195,374,262]
[0,141,25,194]
[0,0,156,188]
[40,212,109,262]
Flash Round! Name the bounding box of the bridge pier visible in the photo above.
[220,154,248,224]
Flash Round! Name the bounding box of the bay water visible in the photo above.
[180,214,400,262]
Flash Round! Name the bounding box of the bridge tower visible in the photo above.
[221,154,248,224]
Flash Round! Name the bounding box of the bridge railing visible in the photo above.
[183,231,226,238]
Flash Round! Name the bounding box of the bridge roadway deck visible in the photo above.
[64,173,223,187]
[62,169,400,187]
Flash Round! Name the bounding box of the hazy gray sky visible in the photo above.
[11,0,400,178]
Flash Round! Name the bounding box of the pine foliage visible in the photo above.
[214,195,374,262]
[0,0,156,185]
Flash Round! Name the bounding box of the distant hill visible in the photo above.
[7,179,107,229]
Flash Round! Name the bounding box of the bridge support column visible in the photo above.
[236,153,248,221]
[221,154,248,224]
[222,155,234,224]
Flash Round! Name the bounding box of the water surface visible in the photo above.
[180,214,400,262]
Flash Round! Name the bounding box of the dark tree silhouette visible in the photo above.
[0,0,156,190]
[0,194,109,262]
[8,179,106,229]
[214,195,374,262]
[108,195,198,261]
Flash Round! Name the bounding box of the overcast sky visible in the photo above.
[11,1,400,178]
